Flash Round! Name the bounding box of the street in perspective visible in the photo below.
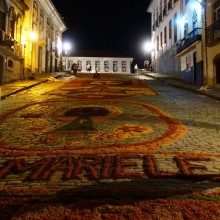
[0,72,220,219]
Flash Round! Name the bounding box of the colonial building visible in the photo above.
[147,0,204,85]
[66,51,133,74]
[0,0,66,84]
[205,0,220,88]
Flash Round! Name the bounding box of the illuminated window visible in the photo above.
[77,60,82,71]
[192,10,197,29]
[184,18,189,37]
[113,61,118,72]
[122,61,126,72]
[104,61,109,72]
[95,61,100,71]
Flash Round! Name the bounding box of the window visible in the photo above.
[174,13,178,43]
[8,59,13,68]
[192,10,197,30]
[186,55,191,71]
[113,61,118,72]
[122,61,126,72]
[77,60,82,71]
[39,10,44,33]
[51,24,54,42]
[0,0,6,31]
[164,26,167,43]
[46,19,50,39]
[95,61,100,71]
[160,31,163,47]
[104,61,109,72]
[169,20,172,39]
[184,18,189,37]
[8,7,16,38]
[214,1,220,22]
[157,36,159,51]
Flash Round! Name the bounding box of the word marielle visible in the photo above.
[0,154,219,181]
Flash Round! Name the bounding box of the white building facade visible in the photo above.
[66,51,133,74]
[147,0,204,84]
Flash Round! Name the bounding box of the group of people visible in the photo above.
[71,63,100,78]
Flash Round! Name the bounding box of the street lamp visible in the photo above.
[143,41,154,71]
[63,42,71,71]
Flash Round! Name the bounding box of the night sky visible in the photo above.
[52,0,151,68]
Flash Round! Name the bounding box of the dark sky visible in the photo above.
[52,0,151,67]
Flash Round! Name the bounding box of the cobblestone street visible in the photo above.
[0,73,220,219]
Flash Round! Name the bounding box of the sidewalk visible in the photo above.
[0,72,70,100]
[143,71,220,101]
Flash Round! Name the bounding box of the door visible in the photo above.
[193,52,197,83]
[216,58,220,84]
[38,46,42,74]
[0,56,4,85]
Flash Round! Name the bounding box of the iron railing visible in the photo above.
[0,29,23,58]
[206,19,220,47]
[177,28,202,54]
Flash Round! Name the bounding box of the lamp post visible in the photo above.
[63,42,71,71]
[143,41,153,71]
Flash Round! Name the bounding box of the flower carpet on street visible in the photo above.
[0,77,219,219]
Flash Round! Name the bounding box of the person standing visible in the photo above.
[134,64,138,74]
[73,63,78,76]
[93,66,100,79]
[87,63,91,73]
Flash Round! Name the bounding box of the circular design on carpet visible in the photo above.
[0,100,187,156]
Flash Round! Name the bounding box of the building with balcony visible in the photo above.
[66,51,133,74]
[0,0,66,85]
[205,0,220,88]
[147,0,204,84]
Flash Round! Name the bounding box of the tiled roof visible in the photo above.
[67,50,133,58]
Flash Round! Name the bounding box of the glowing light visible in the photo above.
[143,41,154,52]
[192,2,202,15]
[29,32,38,41]
[63,42,71,52]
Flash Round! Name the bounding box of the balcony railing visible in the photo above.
[0,29,23,58]
[177,28,202,54]
[206,19,220,47]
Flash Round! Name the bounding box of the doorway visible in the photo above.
[0,56,4,85]
[38,46,42,74]
[193,52,197,83]
[216,57,220,84]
